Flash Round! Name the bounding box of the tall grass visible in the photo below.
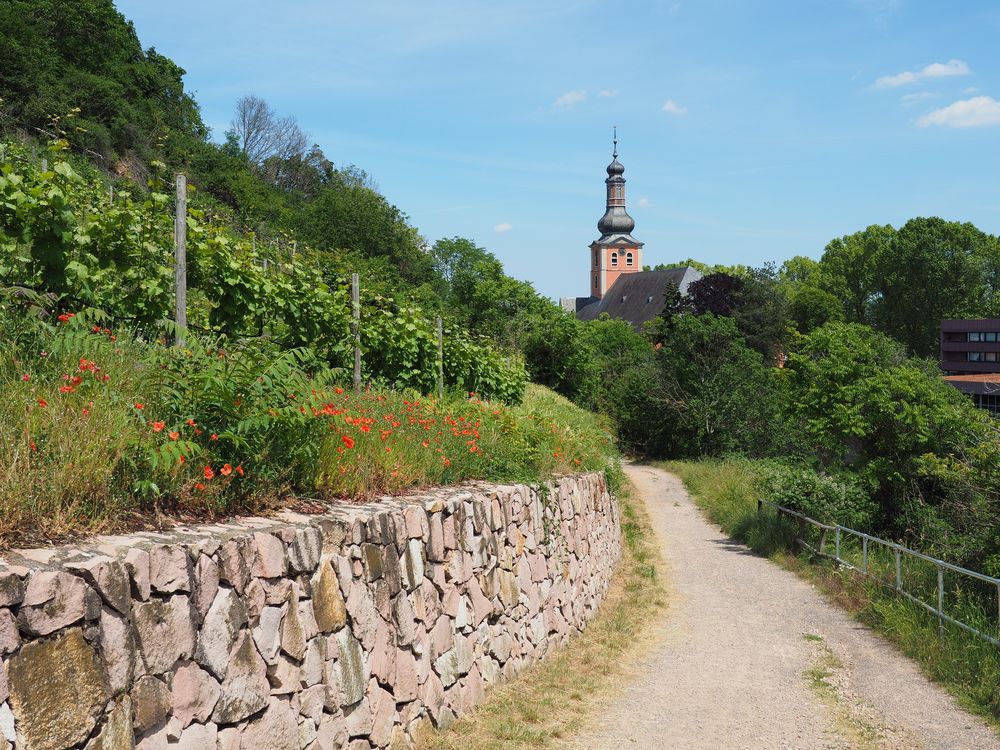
[665,457,1000,724]
[0,309,620,545]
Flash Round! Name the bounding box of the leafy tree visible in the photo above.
[686,268,791,359]
[578,317,665,454]
[871,218,999,357]
[779,255,821,286]
[657,314,781,457]
[788,285,844,334]
[816,225,893,325]
[782,322,991,549]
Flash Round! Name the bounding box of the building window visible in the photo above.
[626,252,634,266]
[970,332,983,342]
[987,332,998,343]
[987,352,998,362]
[593,274,598,289]
[969,352,984,362]
[611,252,618,267]
[593,249,598,268]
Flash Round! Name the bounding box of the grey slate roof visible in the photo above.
[575,267,702,327]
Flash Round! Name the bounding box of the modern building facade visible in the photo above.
[561,133,701,328]
[939,319,1000,416]
[939,319,1000,375]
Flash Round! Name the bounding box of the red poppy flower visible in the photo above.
[37,398,47,408]
[152,422,165,432]
[334,387,344,394]
[21,374,29,382]
[58,385,74,394]
[341,435,356,449]
[235,465,244,477]
[203,466,215,480]
[220,464,233,476]
[134,403,144,410]
[210,433,218,441]
[195,482,205,491]
[186,419,196,427]
[168,431,180,441]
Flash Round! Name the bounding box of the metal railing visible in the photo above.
[757,498,1000,648]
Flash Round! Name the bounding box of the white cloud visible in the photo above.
[963,86,979,94]
[662,99,687,115]
[637,197,652,208]
[900,91,936,106]
[494,222,513,233]
[598,89,619,97]
[875,59,971,88]
[553,89,587,109]
[917,96,1000,128]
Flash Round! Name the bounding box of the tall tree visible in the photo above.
[872,218,997,357]
[816,225,893,324]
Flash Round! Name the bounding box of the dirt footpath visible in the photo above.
[566,465,1000,750]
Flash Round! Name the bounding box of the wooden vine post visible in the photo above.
[174,173,187,347]
[352,273,362,392]
[436,317,444,399]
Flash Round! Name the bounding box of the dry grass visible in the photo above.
[415,477,666,750]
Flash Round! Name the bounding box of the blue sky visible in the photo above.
[115,0,1000,299]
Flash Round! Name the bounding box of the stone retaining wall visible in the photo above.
[0,472,620,750]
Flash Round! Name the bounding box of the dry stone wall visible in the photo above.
[0,472,620,750]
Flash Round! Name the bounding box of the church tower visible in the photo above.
[589,129,643,299]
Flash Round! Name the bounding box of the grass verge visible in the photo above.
[415,474,666,750]
[664,457,1000,726]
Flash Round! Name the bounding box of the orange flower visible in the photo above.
[152,422,165,433]
[235,465,244,477]
[186,418,196,427]
[210,433,219,441]
[37,398,47,408]
[341,435,356,449]
[134,403,144,409]
[30,440,37,452]
[168,431,180,441]
[195,482,205,491]
[220,464,233,476]
[334,387,344,394]
[203,466,215,480]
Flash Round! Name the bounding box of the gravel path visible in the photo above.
[567,464,1000,750]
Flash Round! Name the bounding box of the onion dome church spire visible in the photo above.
[588,128,643,299]
[597,127,636,236]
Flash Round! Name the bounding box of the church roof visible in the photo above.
[576,267,702,327]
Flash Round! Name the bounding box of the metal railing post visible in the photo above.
[937,565,945,635]
[894,548,902,591]
[862,536,868,574]
[835,527,841,564]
